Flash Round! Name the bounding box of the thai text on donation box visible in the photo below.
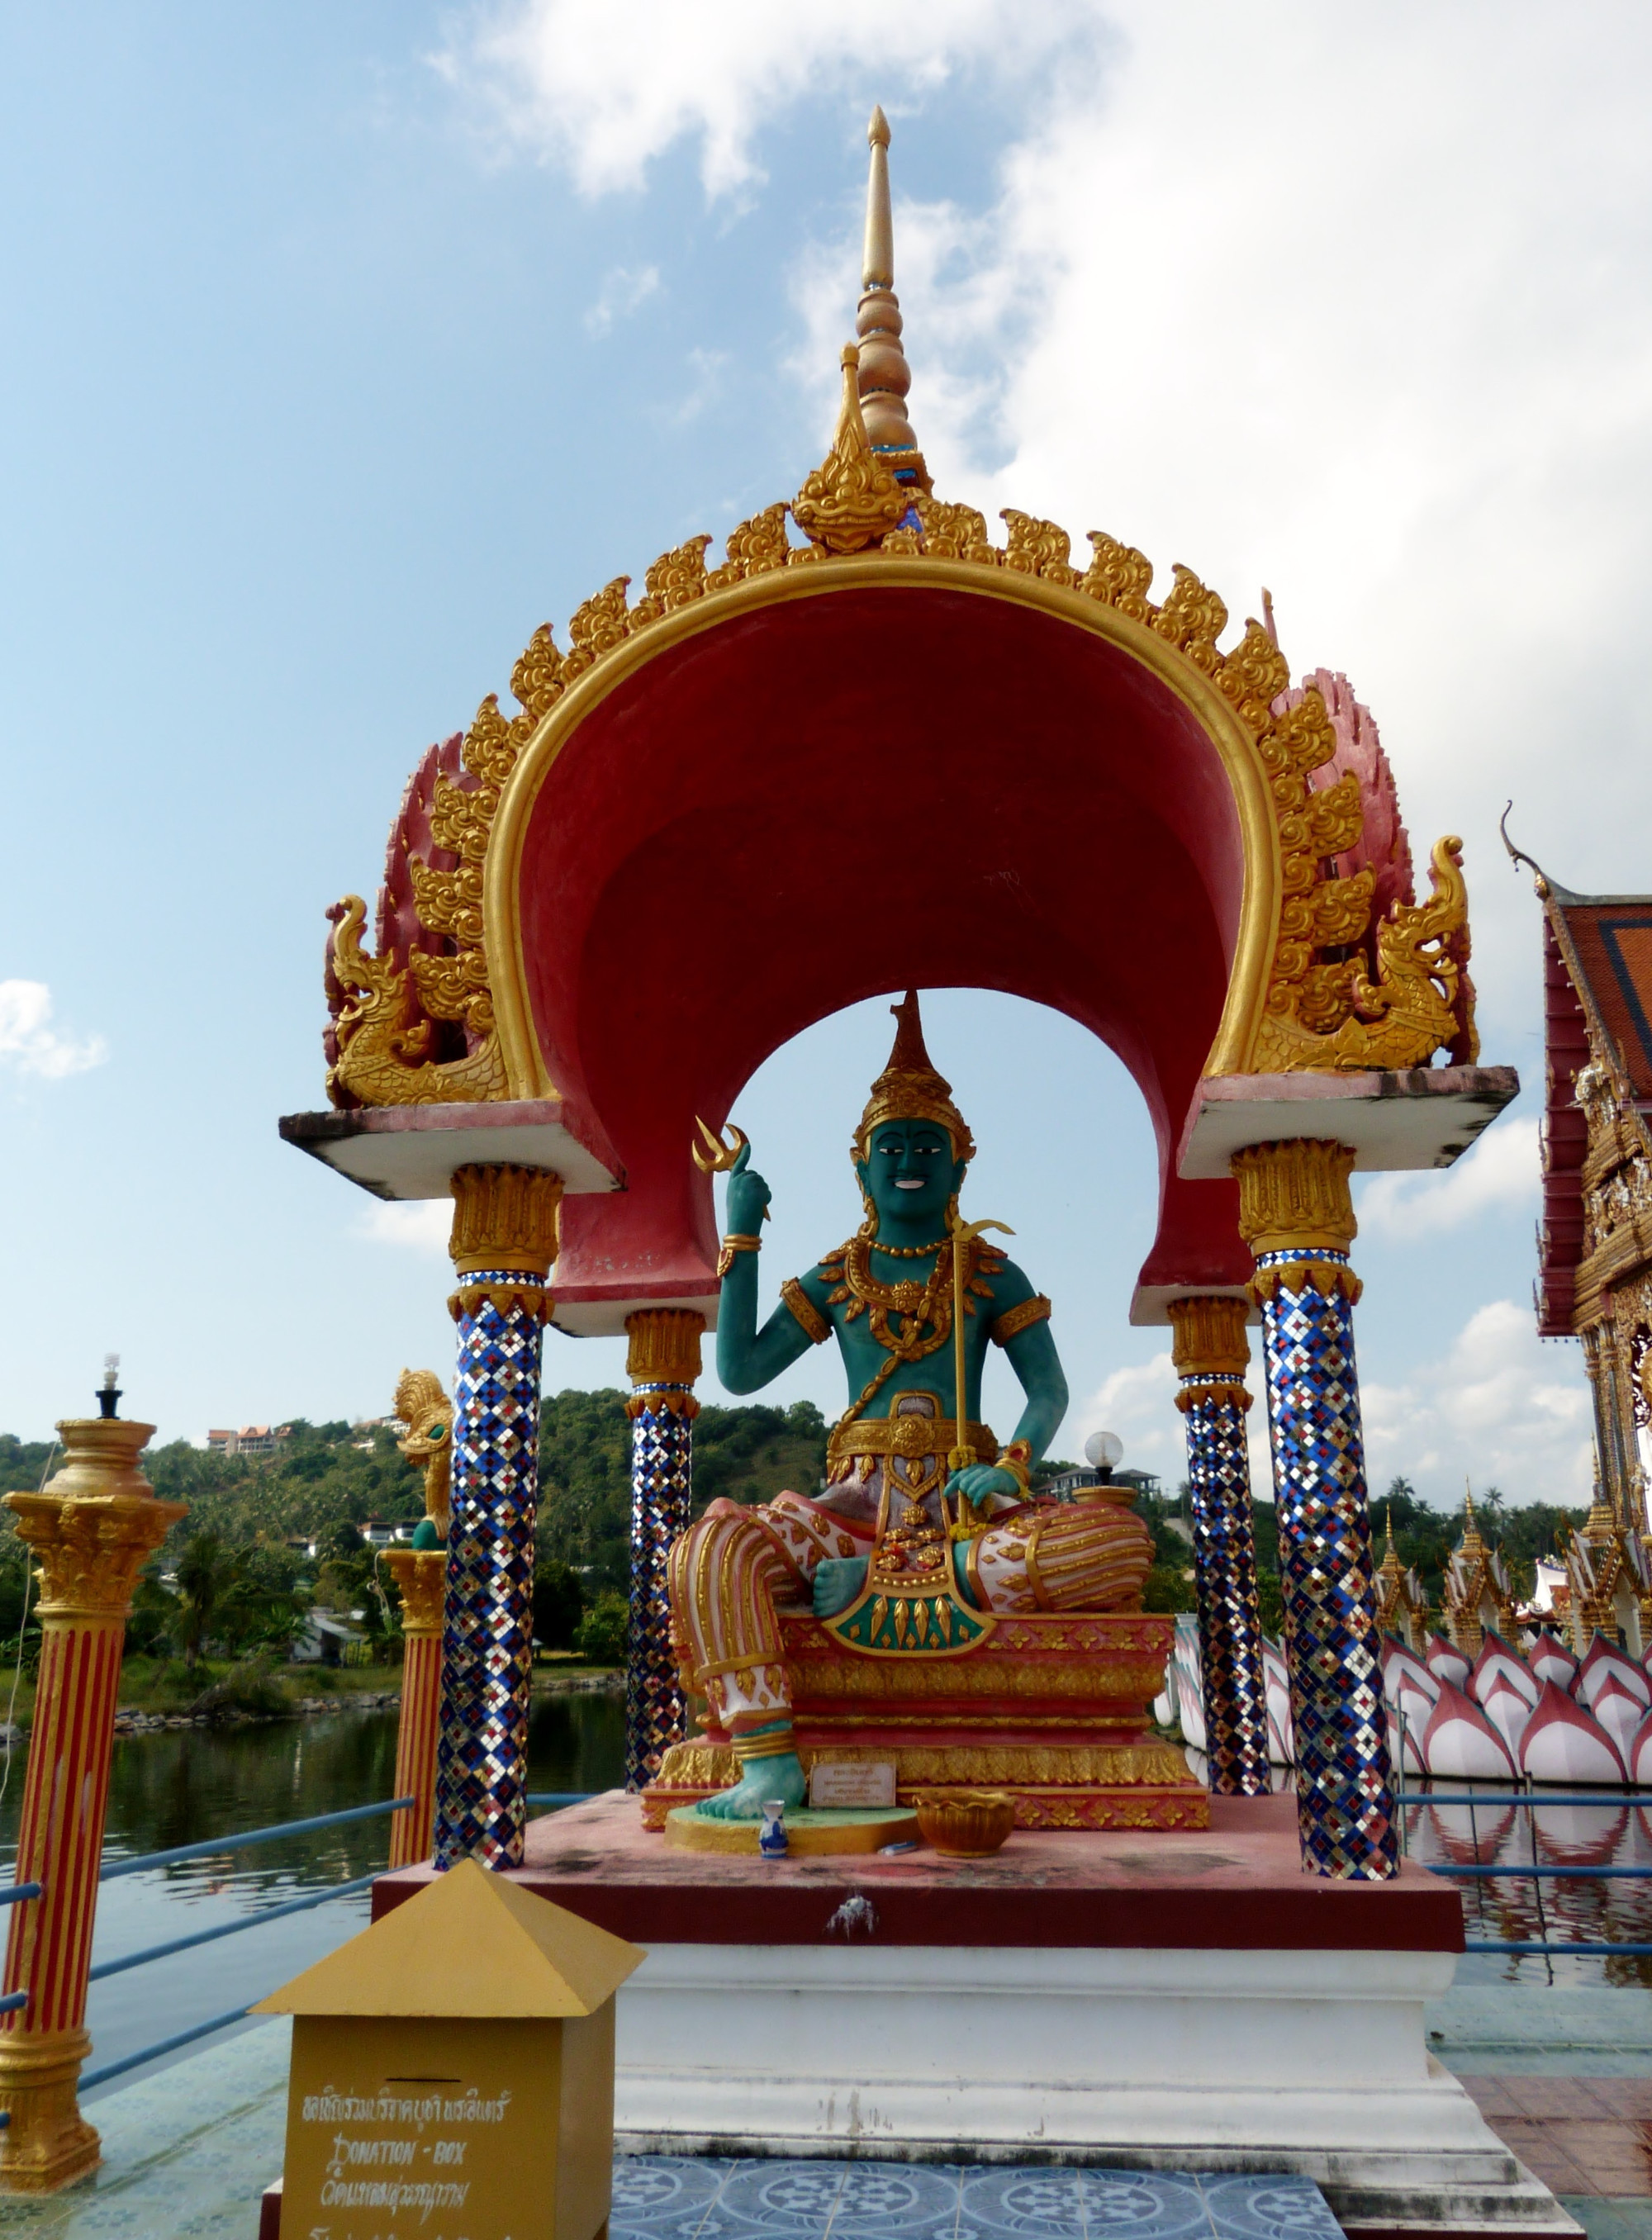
[254,1858,643,2240]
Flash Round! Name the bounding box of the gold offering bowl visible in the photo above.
[914,1790,1017,1856]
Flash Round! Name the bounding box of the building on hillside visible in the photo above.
[205,1424,292,1459]
[1517,847,1652,1646]
[361,1517,418,1549]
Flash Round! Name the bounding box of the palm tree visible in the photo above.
[173,1531,242,1671]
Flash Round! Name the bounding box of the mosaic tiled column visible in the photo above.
[1234,1138,1397,1882]
[434,1163,562,1872]
[0,1416,183,2191]
[1167,1295,1271,1797]
[624,1310,703,1791]
[382,1548,446,1869]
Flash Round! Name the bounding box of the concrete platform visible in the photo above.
[373,1792,1578,2238]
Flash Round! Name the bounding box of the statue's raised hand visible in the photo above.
[724,1136,771,1239]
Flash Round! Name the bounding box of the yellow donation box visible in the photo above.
[254,1859,643,2240]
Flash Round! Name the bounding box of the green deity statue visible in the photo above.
[672,991,1148,1820]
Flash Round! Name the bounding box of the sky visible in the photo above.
[4,2,1650,1512]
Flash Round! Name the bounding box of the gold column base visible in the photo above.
[0,2029,98,2193]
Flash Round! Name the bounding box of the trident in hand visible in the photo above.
[690,1117,748,1175]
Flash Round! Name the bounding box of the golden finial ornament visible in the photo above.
[854,105,930,492]
[792,343,910,554]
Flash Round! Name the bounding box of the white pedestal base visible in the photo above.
[614,1944,1578,2238]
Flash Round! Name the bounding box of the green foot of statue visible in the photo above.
[699,1752,809,1820]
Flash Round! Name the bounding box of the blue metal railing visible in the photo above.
[89,1871,381,1981]
[80,2004,263,2093]
[65,1790,596,2089]
[1403,1791,1652,1806]
[97,1796,415,1882]
[0,1882,41,1908]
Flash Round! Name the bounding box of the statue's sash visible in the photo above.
[819,1565,995,1658]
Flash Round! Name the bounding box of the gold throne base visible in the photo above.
[643,1609,1208,1833]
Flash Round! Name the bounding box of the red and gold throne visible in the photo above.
[642,1498,1208,1834]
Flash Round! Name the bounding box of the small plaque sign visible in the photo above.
[809,1759,898,1809]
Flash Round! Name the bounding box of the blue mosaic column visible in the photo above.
[434,1164,561,1871]
[1234,1139,1397,1882]
[1168,1295,1271,1796]
[624,1310,703,1790]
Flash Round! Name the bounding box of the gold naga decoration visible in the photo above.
[393,1366,453,1538]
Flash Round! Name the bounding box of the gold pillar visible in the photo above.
[382,1549,447,1871]
[624,1310,704,1791]
[0,1418,183,2191]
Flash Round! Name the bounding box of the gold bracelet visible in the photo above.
[716,1233,763,1279]
[996,1440,1033,1497]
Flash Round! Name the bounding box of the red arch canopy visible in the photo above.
[502,582,1257,1326]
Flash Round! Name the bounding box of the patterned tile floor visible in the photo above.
[609,2159,1342,2240]
[0,2021,1344,2240]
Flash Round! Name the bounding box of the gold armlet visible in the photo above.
[995,1439,1033,1497]
[781,1276,831,1346]
[990,1294,1051,1346]
[716,1233,763,1279]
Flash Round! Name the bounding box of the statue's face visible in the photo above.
[858,1120,965,1231]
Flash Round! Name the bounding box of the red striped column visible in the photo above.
[382,1550,446,1870]
[0,1417,183,2191]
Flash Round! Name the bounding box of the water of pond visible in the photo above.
[1184,1752,1652,1987]
[0,1687,624,2095]
[1399,1787,1652,1989]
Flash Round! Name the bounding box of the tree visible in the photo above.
[573,1590,628,1664]
[533,1558,586,1651]
[173,1530,244,1670]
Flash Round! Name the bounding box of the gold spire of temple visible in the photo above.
[855,106,929,492]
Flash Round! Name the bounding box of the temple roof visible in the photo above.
[1527,866,1652,1334]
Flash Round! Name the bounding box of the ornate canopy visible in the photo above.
[284,114,1498,1336]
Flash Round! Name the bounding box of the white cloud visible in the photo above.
[1073,1347,1178,1481]
[354,1200,453,1253]
[0,981,106,1080]
[1355,1116,1539,1242]
[436,2,1078,198]
[585,263,660,336]
[1354,1299,1592,1506]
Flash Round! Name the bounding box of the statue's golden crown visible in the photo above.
[854,989,976,1165]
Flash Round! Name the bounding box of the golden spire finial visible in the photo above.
[1385,1502,1395,1554]
[864,106,893,287]
[854,104,929,494]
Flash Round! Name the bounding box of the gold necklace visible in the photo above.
[868,1234,947,1259]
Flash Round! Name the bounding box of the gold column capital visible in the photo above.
[448,1164,563,1274]
[1232,1137,1361,1305]
[1167,1295,1251,1376]
[382,1548,448,1636]
[624,1308,704,1419]
[446,1163,563,1320]
[1167,1295,1253,1416]
[5,1421,183,1624]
